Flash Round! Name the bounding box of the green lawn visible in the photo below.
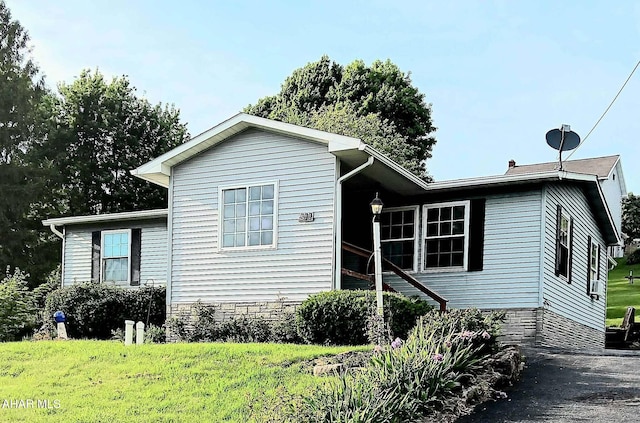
[606,257,640,327]
[0,340,365,422]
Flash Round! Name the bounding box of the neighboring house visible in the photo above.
[505,156,627,258]
[43,113,621,349]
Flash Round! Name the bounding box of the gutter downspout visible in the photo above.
[334,155,375,290]
[49,224,65,288]
[49,224,64,239]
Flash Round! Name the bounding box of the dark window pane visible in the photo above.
[453,206,465,220]
[381,212,390,226]
[441,207,452,220]
[452,253,464,266]
[438,254,452,267]
[427,208,439,221]
[402,224,414,238]
[391,225,402,239]
[427,223,439,237]
[452,237,464,252]
[404,210,414,223]
[426,253,438,268]
[440,222,452,236]
[426,239,438,253]
[440,238,452,253]
[452,221,464,235]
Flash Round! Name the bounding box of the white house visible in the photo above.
[43,113,622,349]
[505,155,627,258]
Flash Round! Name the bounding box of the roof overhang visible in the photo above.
[131,113,362,188]
[425,171,620,246]
[42,209,168,227]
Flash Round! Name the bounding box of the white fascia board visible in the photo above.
[131,112,362,186]
[42,209,168,227]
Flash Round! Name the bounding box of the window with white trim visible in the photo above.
[221,183,276,248]
[558,213,570,278]
[101,230,130,283]
[380,207,418,271]
[589,240,599,282]
[423,201,470,270]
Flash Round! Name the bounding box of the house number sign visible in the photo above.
[298,212,315,223]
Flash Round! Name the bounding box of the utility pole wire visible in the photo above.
[566,59,640,160]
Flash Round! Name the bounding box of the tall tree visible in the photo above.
[245,56,436,179]
[0,1,50,284]
[35,70,190,215]
[623,193,640,242]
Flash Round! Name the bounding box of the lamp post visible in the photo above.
[370,192,384,316]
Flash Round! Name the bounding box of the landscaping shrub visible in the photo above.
[293,308,506,422]
[44,283,165,339]
[296,290,433,345]
[627,249,640,265]
[0,268,36,341]
[167,302,302,344]
[144,324,167,344]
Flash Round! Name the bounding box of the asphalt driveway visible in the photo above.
[458,348,640,423]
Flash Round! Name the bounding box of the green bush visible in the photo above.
[167,302,302,344]
[294,308,505,422]
[0,268,36,342]
[627,249,640,265]
[296,290,433,345]
[44,283,165,339]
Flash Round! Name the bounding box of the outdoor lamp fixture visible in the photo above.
[370,193,384,220]
[370,192,384,317]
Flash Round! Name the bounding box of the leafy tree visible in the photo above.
[245,56,436,179]
[623,192,640,242]
[35,69,190,215]
[0,268,36,341]
[0,1,51,285]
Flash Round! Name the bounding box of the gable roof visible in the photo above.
[42,209,168,227]
[131,112,430,196]
[505,155,620,179]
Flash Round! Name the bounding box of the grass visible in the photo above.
[606,257,640,327]
[0,340,367,422]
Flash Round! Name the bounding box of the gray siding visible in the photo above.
[542,184,607,332]
[386,190,543,309]
[62,220,167,288]
[170,128,336,304]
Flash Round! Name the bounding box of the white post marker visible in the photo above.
[125,320,135,346]
[136,321,145,345]
[56,322,68,340]
[373,216,384,316]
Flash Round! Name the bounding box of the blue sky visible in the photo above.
[8,1,640,193]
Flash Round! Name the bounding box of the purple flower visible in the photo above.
[481,330,491,340]
[459,330,475,340]
[433,353,444,362]
[391,337,403,349]
[445,340,452,348]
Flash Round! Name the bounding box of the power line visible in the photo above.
[566,59,640,160]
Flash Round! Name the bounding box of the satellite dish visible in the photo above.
[545,125,580,151]
[545,124,581,171]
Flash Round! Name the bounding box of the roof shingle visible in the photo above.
[505,155,619,179]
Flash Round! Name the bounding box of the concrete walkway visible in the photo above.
[458,348,640,423]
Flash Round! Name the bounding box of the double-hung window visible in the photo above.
[221,183,276,249]
[555,206,572,280]
[423,201,470,270]
[380,207,418,271]
[101,230,130,283]
[589,240,600,282]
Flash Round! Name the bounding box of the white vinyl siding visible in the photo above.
[170,128,336,303]
[61,220,167,288]
[385,191,543,309]
[543,184,607,332]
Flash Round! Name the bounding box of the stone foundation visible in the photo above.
[486,307,604,351]
[538,308,604,350]
[168,300,300,324]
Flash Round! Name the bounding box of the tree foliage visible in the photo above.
[0,268,36,341]
[34,69,190,215]
[0,1,53,285]
[623,192,640,242]
[245,56,436,179]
